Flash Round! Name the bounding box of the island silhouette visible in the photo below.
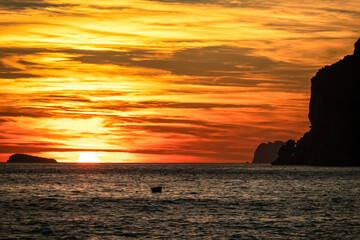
[7,153,57,163]
[272,38,360,166]
[252,141,285,164]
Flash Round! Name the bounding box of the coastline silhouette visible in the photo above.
[7,153,57,163]
[272,38,360,166]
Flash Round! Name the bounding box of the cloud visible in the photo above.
[92,100,275,111]
[0,96,275,121]
[0,45,317,90]
[322,7,360,17]
[65,46,274,77]
[102,110,305,159]
[0,46,284,79]
[0,47,47,79]
[0,104,94,119]
[148,0,276,8]
[0,0,75,10]
[0,107,53,118]
[58,45,312,89]
[32,94,93,103]
[0,61,40,79]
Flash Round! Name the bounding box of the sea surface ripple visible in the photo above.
[0,164,359,239]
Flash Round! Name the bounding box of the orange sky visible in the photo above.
[0,0,359,163]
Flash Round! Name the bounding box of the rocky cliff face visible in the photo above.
[252,141,284,164]
[273,38,360,166]
[7,154,57,163]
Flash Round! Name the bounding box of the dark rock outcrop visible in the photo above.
[272,140,296,165]
[272,38,360,166]
[252,141,284,164]
[7,154,57,163]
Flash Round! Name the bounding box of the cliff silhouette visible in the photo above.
[252,141,284,164]
[7,154,57,163]
[273,38,360,166]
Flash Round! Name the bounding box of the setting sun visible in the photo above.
[77,152,101,163]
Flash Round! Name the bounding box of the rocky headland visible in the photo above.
[7,153,57,163]
[252,141,284,164]
[272,38,360,166]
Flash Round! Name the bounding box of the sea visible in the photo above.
[0,164,359,239]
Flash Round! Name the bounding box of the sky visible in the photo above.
[0,0,359,163]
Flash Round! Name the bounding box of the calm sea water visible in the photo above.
[0,164,359,239]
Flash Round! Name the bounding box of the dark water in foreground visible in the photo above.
[0,164,359,239]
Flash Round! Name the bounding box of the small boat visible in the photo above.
[151,186,162,193]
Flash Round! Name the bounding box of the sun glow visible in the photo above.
[77,152,101,163]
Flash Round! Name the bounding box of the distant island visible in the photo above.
[272,38,360,166]
[252,141,284,164]
[7,154,57,163]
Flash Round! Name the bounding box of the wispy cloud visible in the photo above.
[0,0,75,10]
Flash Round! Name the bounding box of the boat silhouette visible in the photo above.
[151,186,162,193]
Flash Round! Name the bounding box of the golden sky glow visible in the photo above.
[0,0,359,162]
